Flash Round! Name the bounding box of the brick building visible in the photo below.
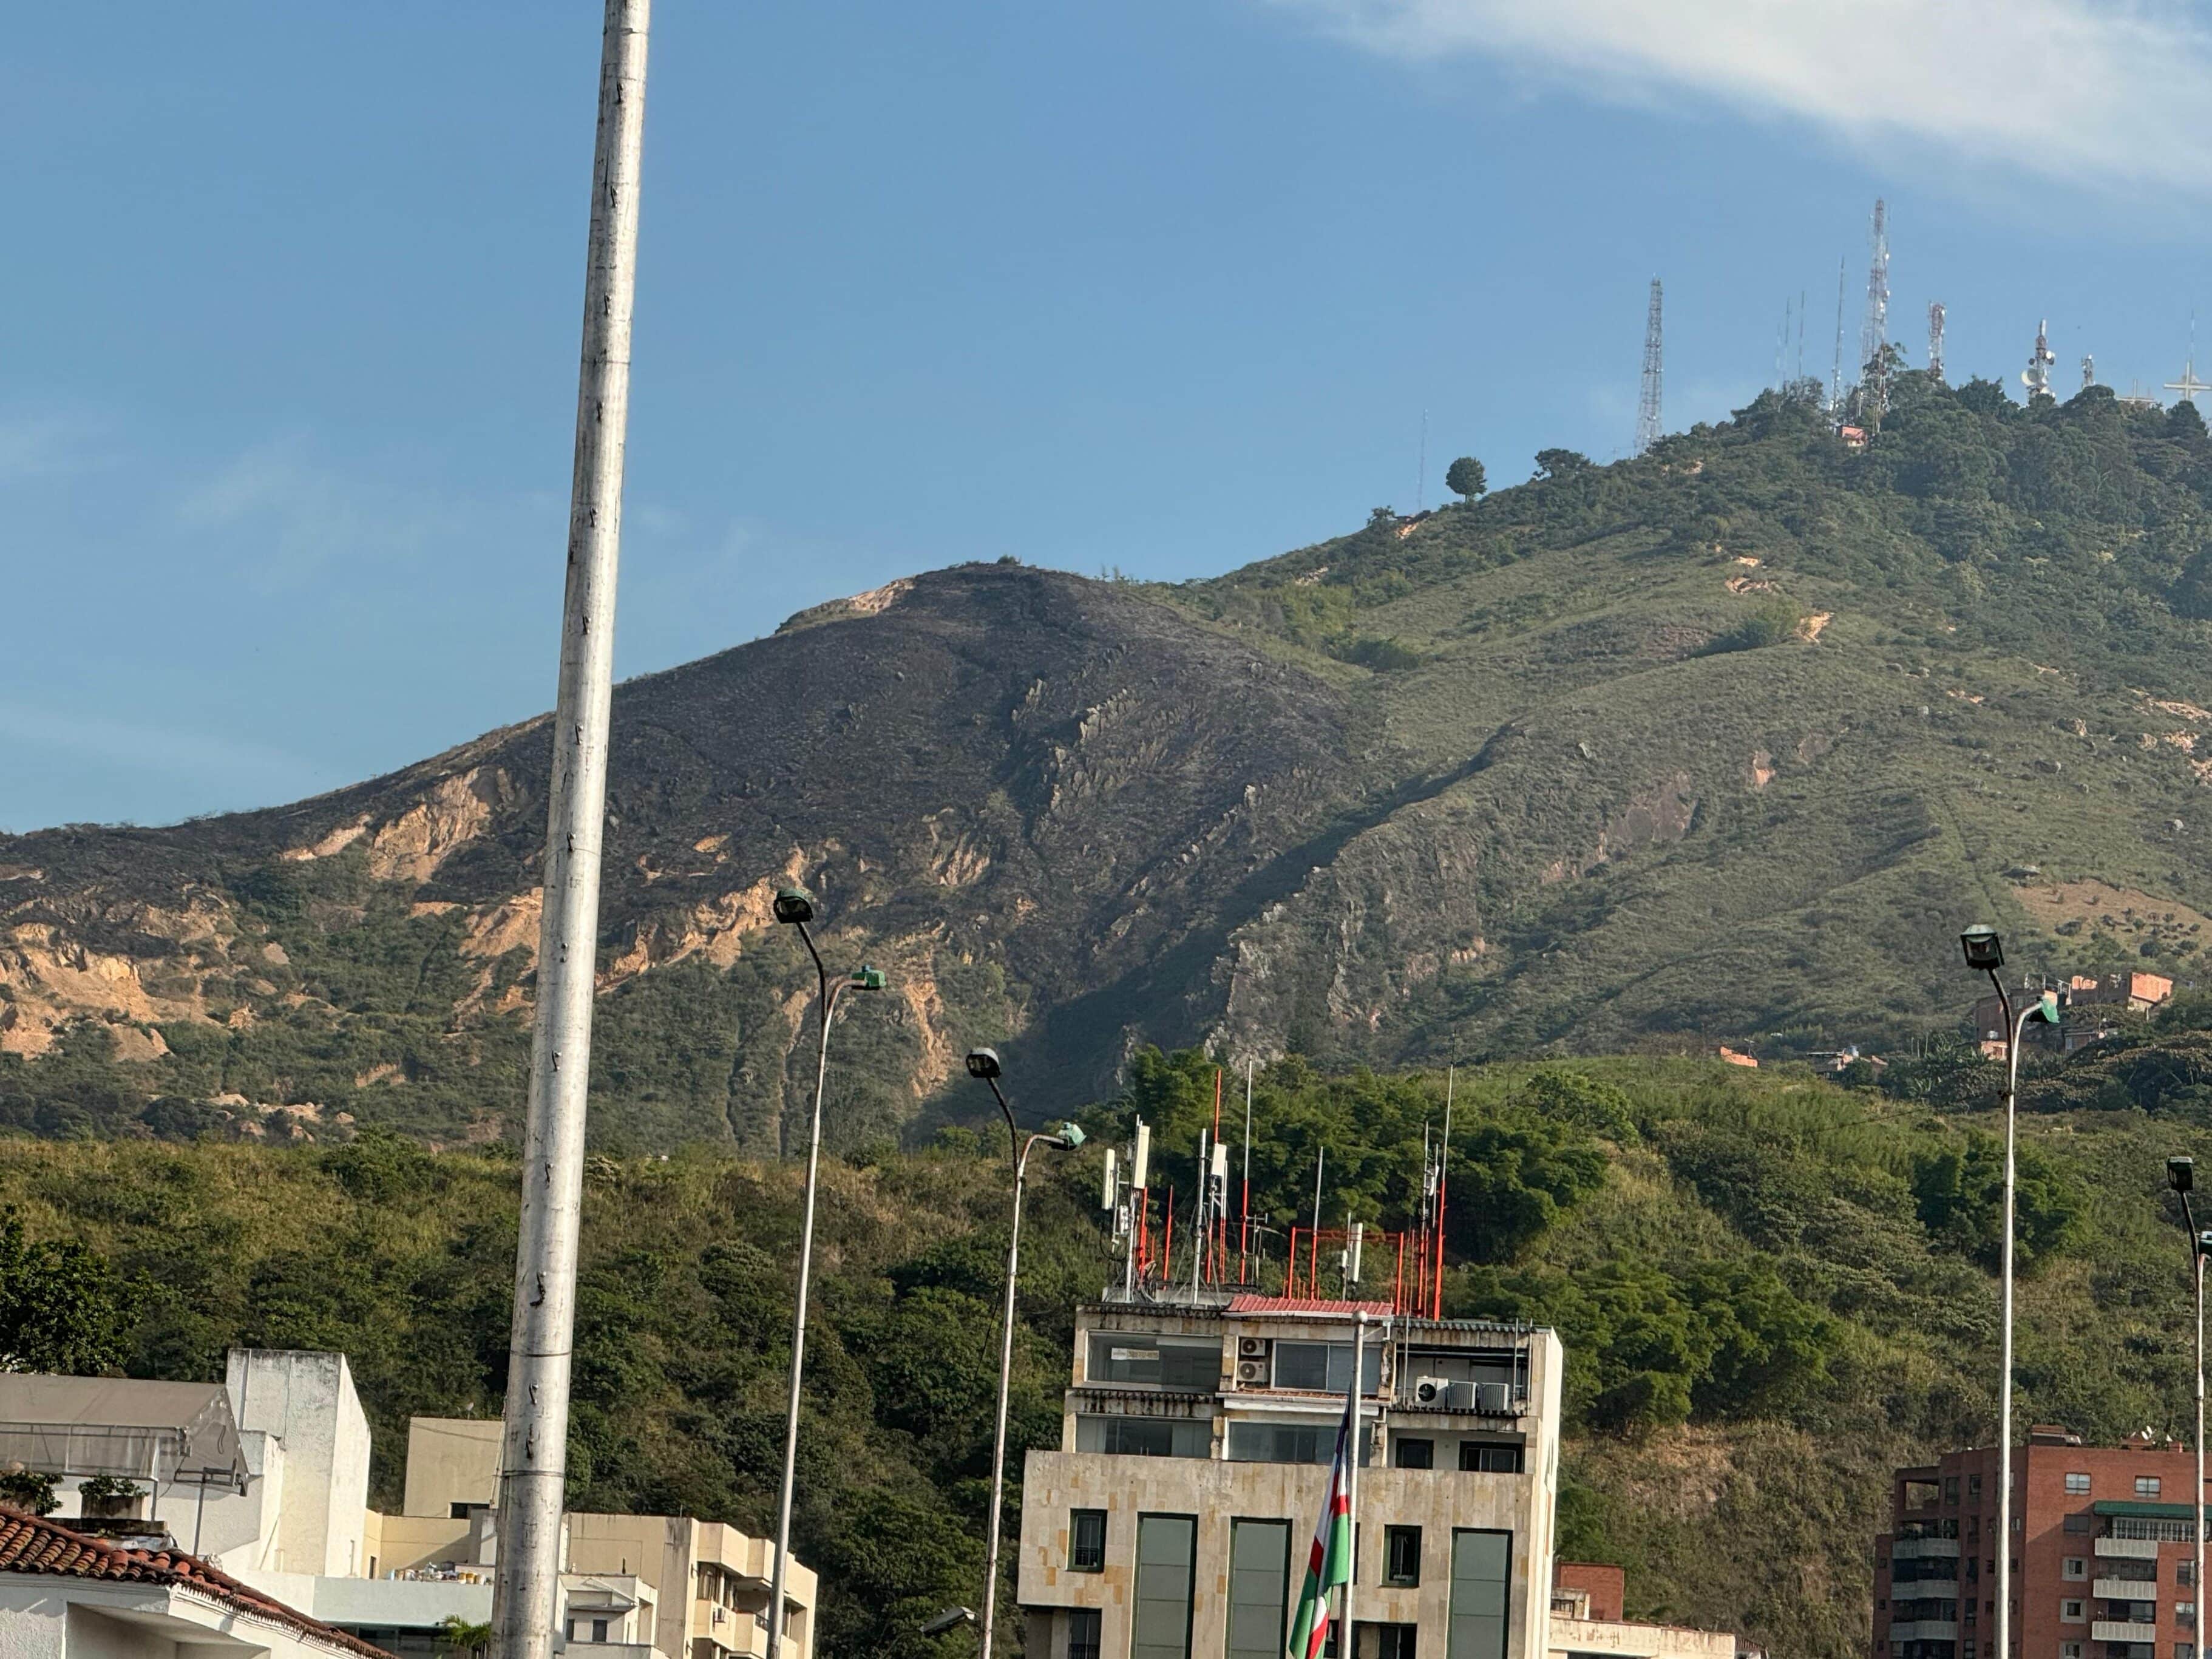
[1873,1428,2205,1659]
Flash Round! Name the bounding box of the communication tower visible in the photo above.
[2023,321,2056,401]
[1634,277,1663,456]
[1927,302,1946,384]
[1860,200,1891,421]
[2166,318,2211,405]
[2081,355,2097,394]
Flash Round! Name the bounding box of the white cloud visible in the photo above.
[1263,0,2212,191]
[0,411,112,482]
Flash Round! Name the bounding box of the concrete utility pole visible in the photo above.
[490,7,651,1659]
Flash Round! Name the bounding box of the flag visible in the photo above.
[1288,1393,1355,1659]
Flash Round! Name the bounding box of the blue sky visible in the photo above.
[10,0,2212,831]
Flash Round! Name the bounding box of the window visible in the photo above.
[564,1623,575,1641]
[1273,1342,1385,1394]
[590,1621,608,1644]
[2180,1646,2197,1659]
[1447,1530,1511,1659]
[1229,1422,1346,1465]
[1227,1519,1291,1659]
[2142,1477,2166,1499]
[1133,1514,1198,1659]
[1459,1442,1525,1474]
[1394,1437,1434,1470]
[2063,1601,2087,1623]
[2066,1559,2089,1581]
[1070,1510,1107,1572]
[2068,1474,2093,1495]
[2067,1514,2094,1535]
[2062,1646,2083,1659]
[1367,1626,1419,1659]
[1089,1332,1222,1391]
[1385,1526,1422,1587]
[1877,1600,1887,1611]
[1068,1609,1102,1659]
[2184,1604,2199,1631]
[1076,1414,1212,1458]
[2188,1564,2200,1587]
[1947,1477,1961,1504]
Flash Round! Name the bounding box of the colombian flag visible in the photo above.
[1288,1394,1355,1659]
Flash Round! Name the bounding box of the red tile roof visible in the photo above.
[0,1507,391,1659]
[1224,1295,1396,1317]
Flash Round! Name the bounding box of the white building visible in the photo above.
[0,1353,813,1659]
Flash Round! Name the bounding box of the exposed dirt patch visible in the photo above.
[279,818,370,863]
[2014,878,2212,937]
[367,768,513,883]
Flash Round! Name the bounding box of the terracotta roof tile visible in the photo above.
[0,1507,392,1659]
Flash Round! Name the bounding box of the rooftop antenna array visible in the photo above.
[1860,200,1891,422]
[1927,302,1946,385]
[2081,355,2097,394]
[1635,277,1663,456]
[2023,320,2057,401]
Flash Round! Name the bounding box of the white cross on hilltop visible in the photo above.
[2168,359,2212,403]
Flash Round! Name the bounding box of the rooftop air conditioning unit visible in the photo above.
[1413,1376,1451,1407]
[1239,1337,1268,1359]
[1446,1380,1481,1410]
[1236,1359,1267,1386]
[1476,1381,1513,1414]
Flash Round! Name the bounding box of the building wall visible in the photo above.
[1558,1564,1627,1623]
[1549,1617,1735,1659]
[0,1578,365,1659]
[1872,1439,2205,1659]
[227,1352,371,1577]
[398,1420,501,1519]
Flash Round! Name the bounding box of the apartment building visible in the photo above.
[1871,1426,2206,1659]
[1016,1292,1566,1659]
[0,1351,815,1659]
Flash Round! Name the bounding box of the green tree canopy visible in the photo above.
[1445,455,1487,500]
[0,1210,125,1374]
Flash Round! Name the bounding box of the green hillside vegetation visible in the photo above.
[13,1049,2212,1659]
[17,374,2212,1144]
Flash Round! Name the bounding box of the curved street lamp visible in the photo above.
[965,1047,1084,1659]
[764,886,883,1659]
[1959,925,2058,1659]
[2170,1156,2212,1632]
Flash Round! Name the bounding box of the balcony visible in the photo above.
[2098,1537,2164,1561]
[1889,1623,1960,1642]
[692,1601,771,1659]
[2092,1623,2160,1643]
[2094,1581,2161,1601]
[1892,1538,1963,1561]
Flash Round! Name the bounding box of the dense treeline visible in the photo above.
[7,1050,2208,1658]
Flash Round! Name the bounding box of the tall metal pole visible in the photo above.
[766,928,850,1659]
[1341,1313,1366,1654]
[2181,1179,2207,1646]
[1985,974,2022,1659]
[491,7,650,1659]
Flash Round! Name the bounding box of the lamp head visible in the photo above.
[2172,1156,2196,1195]
[2028,990,2060,1025]
[919,1608,976,1638]
[1057,1122,1087,1150]
[965,1047,1002,1081]
[1959,926,2004,971]
[2197,1229,2212,1258]
[772,886,815,926]
[850,965,886,991]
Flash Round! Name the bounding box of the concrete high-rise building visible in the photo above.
[1014,1292,1565,1659]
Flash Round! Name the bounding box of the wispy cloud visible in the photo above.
[0,410,112,482]
[175,435,556,592]
[1263,0,2212,191]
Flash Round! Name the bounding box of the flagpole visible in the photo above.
[1343,1311,1366,1657]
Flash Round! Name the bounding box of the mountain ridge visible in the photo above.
[13,376,2212,1143]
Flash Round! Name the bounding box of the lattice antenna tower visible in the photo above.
[1830,258,1847,416]
[1635,277,1663,456]
[1861,199,1891,419]
[1797,290,1807,383]
[1927,302,1946,384]
[2081,355,2096,394]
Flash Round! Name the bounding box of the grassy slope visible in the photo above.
[18,1050,2212,1659]
[1162,379,2212,1062]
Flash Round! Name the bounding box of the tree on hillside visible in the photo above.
[2172,400,2208,444]
[1533,449,1591,481]
[0,1210,126,1375]
[1445,455,1487,501]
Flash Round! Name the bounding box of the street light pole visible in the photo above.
[1960,926,2060,1659]
[765,890,881,1659]
[965,1049,1083,1659]
[2171,1158,2208,1646]
[492,7,649,1659]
